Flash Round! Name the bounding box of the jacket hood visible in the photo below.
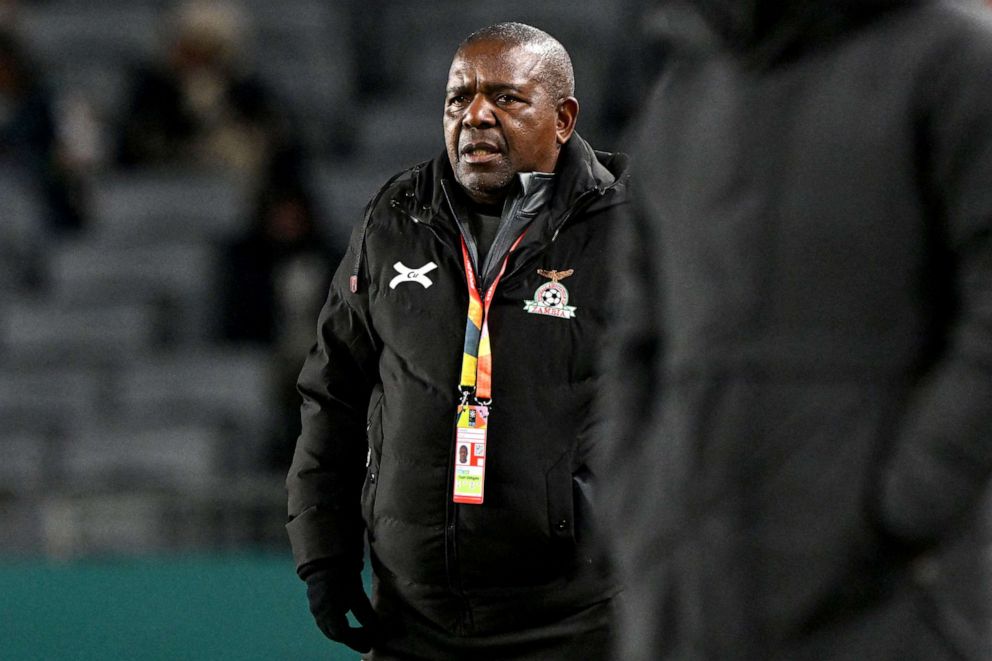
[657,0,920,62]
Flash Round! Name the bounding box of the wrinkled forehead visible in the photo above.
[446,40,546,90]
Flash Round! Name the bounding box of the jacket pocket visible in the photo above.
[546,451,576,548]
[361,386,384,532]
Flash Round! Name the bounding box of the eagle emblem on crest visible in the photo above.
[536,268,574,283]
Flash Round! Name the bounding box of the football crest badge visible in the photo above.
[523,268,577,319]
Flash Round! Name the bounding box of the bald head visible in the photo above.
[457,22,575,104]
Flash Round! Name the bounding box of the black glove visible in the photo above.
[299,560,379,653]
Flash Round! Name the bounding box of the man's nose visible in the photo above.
[463,94,496,128]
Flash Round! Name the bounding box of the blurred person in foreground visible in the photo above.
[600,0,992,659]
[286,22,629,660]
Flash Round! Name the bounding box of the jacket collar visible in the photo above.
[402,132,624,231]
[348,135,627,295]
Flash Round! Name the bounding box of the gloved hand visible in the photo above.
[299,560,379,653]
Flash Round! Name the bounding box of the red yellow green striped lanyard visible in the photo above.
[458,231,526,403]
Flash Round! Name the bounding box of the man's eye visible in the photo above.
[496,94,519,105]
[447,96,467,107]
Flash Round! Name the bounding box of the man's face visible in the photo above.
[444,40,577,205]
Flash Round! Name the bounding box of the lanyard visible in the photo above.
[458,231,526,402]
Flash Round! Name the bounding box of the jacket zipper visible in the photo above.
[478,190,528,289]
[437,181,477,625]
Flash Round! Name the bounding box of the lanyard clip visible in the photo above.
[458,387,492,409]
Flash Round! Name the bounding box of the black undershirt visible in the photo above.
[467,207,502,268]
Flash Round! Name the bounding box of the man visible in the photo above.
[286,23,629,660]
[601,0,992,659]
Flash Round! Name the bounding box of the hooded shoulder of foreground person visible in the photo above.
[655,0,922,64]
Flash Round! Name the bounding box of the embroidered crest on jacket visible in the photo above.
[524,269,577,318]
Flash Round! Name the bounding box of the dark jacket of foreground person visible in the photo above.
[601,1,992,659]
[287,134,628,658]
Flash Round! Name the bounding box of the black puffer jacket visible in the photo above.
[287,134,628,642]
[602,1,992,659]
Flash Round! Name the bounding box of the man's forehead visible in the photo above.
[447,41,545,85]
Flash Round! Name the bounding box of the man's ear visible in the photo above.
[556,97,579,145]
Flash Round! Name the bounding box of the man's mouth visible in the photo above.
[461,142,502,164]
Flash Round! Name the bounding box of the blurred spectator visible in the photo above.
[0,0,16,27]
[0,28,86,233]
[114,0,295,183]
[220,180,343,470]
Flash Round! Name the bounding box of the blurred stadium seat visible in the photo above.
[40,491,170,557]
[0,431,49,493]
[90,169,251,243]
[61,422,224,491]
[0,366,105,435]
[18,2,160,118]
[245,0,356,153]
[49,239,219,344]
[0,169,45,300]
[113,346,274,474]
[0,300,159,365]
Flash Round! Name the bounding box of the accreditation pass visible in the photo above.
[452,403,488,504]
